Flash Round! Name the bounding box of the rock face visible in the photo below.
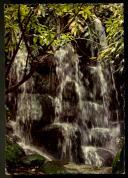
[61,81,79,123]
[33,54,59,96]
[30,94,56,145]
[62,82,79,104]
[37,126,65,158]
[39,95,55,126]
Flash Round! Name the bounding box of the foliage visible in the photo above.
[4,3,124,93]
[97,4,124,73]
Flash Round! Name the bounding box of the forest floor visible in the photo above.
[6,163,112,175]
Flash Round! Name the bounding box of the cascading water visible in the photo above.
[53,43,120,166]
[52,17,121,166]
[7,17,122,166]
[8,45,53,161]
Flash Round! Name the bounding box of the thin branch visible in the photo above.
[5,53,52,94]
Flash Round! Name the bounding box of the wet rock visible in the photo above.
[31,94,55,135]
[37,126,65,158]
[31,123,84,164]
[71,130,85,163]
[89,128,112,147]
[35,54,56,75]
[39,95,55,126]
[32,54,58,96]
[6,123,13,135]
[34,72,59,96]
[62,81,79,104]
[60,102,80,123]
[6,93,18,121]
[120,122,124,136]
[83,102,106,127]
[12,135,21,143]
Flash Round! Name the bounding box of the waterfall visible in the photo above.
[54,43,120,166]
[52,17,121,165]
[7,18,122,166]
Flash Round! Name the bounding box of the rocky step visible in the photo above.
[86,126,120,147]
[110,121,124,136]
[82,101,108,127]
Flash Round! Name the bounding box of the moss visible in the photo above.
[112,145,125,174]
[39,160,69,174]
[5,138,26,167]
[22,154,46,167]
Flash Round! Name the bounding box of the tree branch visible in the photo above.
[5,53,52,94]
[44,3,84,52]
[6,4,84,94]
[5,6,35,77]
[6,5,38,94]
[5,68,35,94]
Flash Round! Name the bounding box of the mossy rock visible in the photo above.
[5,137,26,168]
[112,145,125,174]
[22,154,46,167]
[39,160,69,174]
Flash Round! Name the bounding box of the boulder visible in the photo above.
[97,148,115,166]
[22,154,46,167]
[5,137,26,169]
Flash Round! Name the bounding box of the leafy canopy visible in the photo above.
[5,3,123,72]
